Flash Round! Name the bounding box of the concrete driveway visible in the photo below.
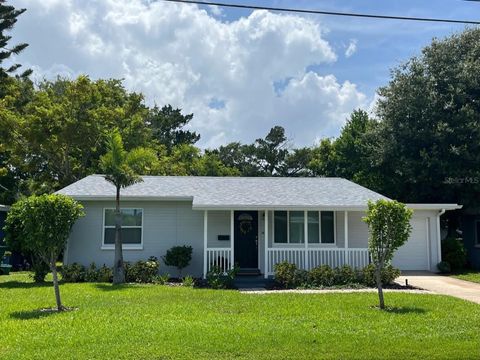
[397,271,480,304]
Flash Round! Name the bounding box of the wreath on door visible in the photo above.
[238,213,253,235]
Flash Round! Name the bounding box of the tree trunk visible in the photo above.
[112,185,125,284]
[50,259,64,311]
[376,262,385,309]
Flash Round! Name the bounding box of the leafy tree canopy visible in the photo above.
[147,104,200,151]
[0,76,236,203]
[374,28,480,209]
[363,199,412,309]
[4,194,84,310]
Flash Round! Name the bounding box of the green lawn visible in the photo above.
[451,270,480,284]
[1,273,479,360]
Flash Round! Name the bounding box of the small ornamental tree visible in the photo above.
[163,245,193,277]
[363,199,412,309]
[100,130,157,284]
[4,194,84,311]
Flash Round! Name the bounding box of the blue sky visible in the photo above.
[11,0,479,147]
[205,0,478,96]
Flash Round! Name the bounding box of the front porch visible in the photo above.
[203,209,371,278]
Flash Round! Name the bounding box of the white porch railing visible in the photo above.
[266,248,370,275]
[206,248,232,273]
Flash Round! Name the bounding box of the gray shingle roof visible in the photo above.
[56,175,389,210]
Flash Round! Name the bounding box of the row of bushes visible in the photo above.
[62,262,114,283]
[274,262,400,289]
[62,260,237,289]
[62,257,160,283]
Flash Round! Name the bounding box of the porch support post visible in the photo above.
[344,211,349,266]
[203,210,208,279]
[230,210,234,270]
[264,210,269,279]
[304,210,308,270]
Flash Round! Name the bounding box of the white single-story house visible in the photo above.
[57,175,461,278]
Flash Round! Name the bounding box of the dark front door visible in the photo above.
[234,211,258,269]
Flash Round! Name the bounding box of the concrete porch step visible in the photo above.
[236,268,261,276]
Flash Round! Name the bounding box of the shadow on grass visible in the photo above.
[0,281,53,289]
[10,309,60,320]
[380,306,427,314]
[94,283,138,291]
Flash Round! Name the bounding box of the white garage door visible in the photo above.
[392,218,429,270]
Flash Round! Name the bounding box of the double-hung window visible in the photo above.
[306,211,335,244]
[273,210,336,244]
[103,208,143,249]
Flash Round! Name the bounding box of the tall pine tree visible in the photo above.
[0,0,31,79]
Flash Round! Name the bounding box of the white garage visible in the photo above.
[393,217,430,270]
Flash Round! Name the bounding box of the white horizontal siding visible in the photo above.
[207,211,230,248]
[66,200,205,277]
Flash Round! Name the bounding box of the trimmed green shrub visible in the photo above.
[274,261,305,289]
[441,237,466,271]
[437,261,451,274]
[32,261,49,283]
[362,264,400,287]
[85,263,99,282]
[182,275,195,287]
[308,265,335,287]
[206,266,238,289]
[82,263,113,282]
[97,265,113,282]
[125,257,160,283]
[61,263,85,282]
[154,273,170,285]
[163,246,193,276]
[334,265,359,285]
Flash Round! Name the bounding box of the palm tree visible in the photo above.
[100,130,156,284]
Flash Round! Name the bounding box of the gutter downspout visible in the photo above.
[437,209,446,265]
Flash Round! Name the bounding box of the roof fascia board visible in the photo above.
[406,204,462,211]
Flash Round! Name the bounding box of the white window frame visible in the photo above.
[102,208,144,250]
[272,210,337,245]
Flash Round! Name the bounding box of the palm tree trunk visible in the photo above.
[112,185,125,284]
[50,257,64,311]
[376,261,385,309]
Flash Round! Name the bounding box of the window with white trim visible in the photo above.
[103,208,143,247]
[273,211,336,244]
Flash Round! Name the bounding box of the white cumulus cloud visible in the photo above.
[12,0,367,147]
[345,39,358,58]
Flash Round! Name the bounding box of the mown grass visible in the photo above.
[451,270,480,284]
[0,272,479,360]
